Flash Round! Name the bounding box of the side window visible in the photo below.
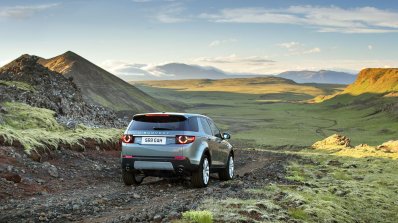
[199,118,212,135]
[207,119,221,138]
[187,117,199,132]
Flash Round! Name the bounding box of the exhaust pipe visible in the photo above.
[176,166,184,175]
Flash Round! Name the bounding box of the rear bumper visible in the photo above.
[121,156,199,176]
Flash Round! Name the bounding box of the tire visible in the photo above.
[122,170,144,186]
[191,155,210,188]
[219,154,234,181]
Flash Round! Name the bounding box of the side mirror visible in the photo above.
[222,133,231,139]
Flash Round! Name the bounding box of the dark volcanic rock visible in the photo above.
[0,54,126,128]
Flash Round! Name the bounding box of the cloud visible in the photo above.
[0,3,59,19]
[154,3,188,23]
[195,54,275,64]
[200,6,398,33]
[303,47,321,54]
[196,57,398,75]
[278,42,321,55]
[132,0,153,2]
[278,41,301,50]
[209,38,237,47]
[132,0,177,3]
[101,60,152,76]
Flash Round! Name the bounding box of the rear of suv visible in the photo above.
[121,113,234,188]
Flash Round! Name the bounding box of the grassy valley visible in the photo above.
[1,63,397,222]
[134,77,345,101]
[135,75,397,146]
[134,71,398,222]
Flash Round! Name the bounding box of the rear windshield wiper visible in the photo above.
[153,127,173,130]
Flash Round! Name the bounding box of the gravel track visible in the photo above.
[0,146,295,223]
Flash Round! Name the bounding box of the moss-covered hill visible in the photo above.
[311,68,398,118]
[343,68,398,95]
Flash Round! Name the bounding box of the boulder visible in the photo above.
[312,134,351,150]
[377,140,398,153]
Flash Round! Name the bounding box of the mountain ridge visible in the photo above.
[114,62,355,84]
[277,70,356,84]
[38,51,171,117]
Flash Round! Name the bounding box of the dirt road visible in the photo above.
[0,146,295,222]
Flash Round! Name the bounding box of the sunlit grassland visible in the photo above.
[0,102,122,153]
[200,148,398,222]
[136,84,398,146]
[133,78,345,99]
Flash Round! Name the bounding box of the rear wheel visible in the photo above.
[191,155,210,188]
[122,170,144,186]
[219,154,234,181]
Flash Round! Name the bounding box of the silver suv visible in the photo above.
[121,113,234,188]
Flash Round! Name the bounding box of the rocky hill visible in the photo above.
[38,51,170,117]
[0,54,123,128]
[342,68,398,95]
[314,68,398,117]
[278,70,356,84]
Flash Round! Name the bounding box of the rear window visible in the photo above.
[130,115,198,132]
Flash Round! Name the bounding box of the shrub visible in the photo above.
[182,210,213,223]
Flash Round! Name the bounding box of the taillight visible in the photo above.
[122,155,134,158]
[176,135,195,144]
[121,134,134,143]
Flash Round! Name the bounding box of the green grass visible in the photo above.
[134,77,340,98]
[136,80,397,222]
[136,85,398,146]
[0,80,36,92]
[182,210,213,223]
[198,148,398,223]
[0,102,122,153]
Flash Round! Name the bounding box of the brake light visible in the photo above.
[122,155,134,158]
[176,135,195,144]
[121,134,134,143]
[174,156,186,160]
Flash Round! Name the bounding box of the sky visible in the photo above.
[1,0,398,75]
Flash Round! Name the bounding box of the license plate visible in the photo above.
[141,137,166,145]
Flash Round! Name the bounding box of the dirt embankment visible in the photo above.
[0,144,297,223]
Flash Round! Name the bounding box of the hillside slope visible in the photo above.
[316,68,398,117]
[342,68,398,95]
[38,51,170,116]
[278,70,356,84]
[0,54,122,127]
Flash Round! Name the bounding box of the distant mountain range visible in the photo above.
[117,62,260,81]
[277,70,357,84]
[114,63,356,84]
[37,51,170,116]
